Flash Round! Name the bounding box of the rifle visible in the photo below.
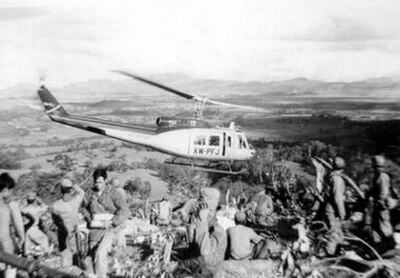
[74,225,88,270]
[0,250,79,278]
[313,156,365,200]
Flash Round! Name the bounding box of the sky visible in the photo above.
[1,0,400,89]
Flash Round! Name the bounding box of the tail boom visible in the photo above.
[37,85,157,146]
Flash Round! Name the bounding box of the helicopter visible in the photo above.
[37,71,262,174]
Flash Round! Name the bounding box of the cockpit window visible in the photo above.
[194,135,206,145]
[209,135,220,146]
[238,135,247,149]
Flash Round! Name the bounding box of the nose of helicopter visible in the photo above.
[248,147,256,158]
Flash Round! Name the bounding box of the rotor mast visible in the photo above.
[195,98,207,119]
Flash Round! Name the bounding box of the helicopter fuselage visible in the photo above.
[51,111,254,161]
[38,85,256,165]
[108,126,254,161]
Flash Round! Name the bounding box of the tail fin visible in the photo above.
[37,85,68,116]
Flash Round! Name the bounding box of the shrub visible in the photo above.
[106,160,130,173]
[124,177,143,194]
[0,154,21,169]
[48,154,78,173]
[139,181,151,200]
[0,148,28,169]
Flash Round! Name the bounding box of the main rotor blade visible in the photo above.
[113,70,196,100]
[207,99,267,112]
[114,70,267,112]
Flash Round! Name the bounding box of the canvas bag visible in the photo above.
[386,185,399,210]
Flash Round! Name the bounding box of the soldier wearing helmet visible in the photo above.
[21,191,50,258]
[189,187,227,274]
[323,156,346,256]
[367,155,395,248]
[51,178,85,267]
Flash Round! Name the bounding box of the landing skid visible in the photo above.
[164,157,247,175]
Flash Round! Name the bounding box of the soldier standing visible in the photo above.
[51,178,85,266]
[366,155,396,250]
[158,196,172,226]
[323,157,346,256]
[86,169,129,278]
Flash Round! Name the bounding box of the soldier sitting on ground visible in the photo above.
[227,211,264,260]
[183,187,227,277]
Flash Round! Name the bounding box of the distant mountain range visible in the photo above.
[1,75,400,109]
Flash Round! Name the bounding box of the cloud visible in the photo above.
[266,0,400,42]
[1,0,400,89]
[0,7,45,21]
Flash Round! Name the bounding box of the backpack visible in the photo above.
[387,186,399,210]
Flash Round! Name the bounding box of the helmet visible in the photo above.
[60,178,73,188]
[26,192,37,201]
[234,211,246,223]
[199,187,220,211]
[372,155,385,168]
[333,157,345,170]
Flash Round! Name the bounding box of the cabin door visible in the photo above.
[223,133,235,159]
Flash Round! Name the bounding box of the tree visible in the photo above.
[48,154,78,173]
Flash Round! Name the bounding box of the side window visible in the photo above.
[238,135,247,149]
[238,135,243,149]
[194,135,206,145]
[227,136,231,147]
[209,135,220,146]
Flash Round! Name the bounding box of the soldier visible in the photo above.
[366,155,396,250]
[51,178,85,267]
[158,196,172,226]
[254,185,274,226]
[0,172,25,278]
[21,192,50,258]
[190,187,227,274]
[227,211,263,260]
[86,169,128,278]
[323,157,346,256]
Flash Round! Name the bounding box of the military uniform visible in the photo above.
[254,191,274,226]
[190,188,227,273]
[323,158,346,256]
[21,197,49,257]
[158,199,172,226]
[227,224,263,260]
[193,218,227,271]
[87,183,129,278]
[371,170,394,243]
[52,182,85,266]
